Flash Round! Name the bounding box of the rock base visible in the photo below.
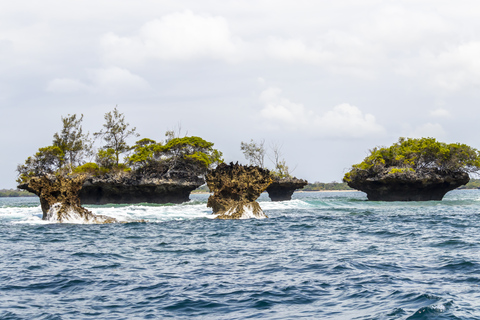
[266,177,308,201]
[214,201,267,219]
[18,175,117,223]
[206,163,272,219]
[347,170,469,201]
[79,177,202,205]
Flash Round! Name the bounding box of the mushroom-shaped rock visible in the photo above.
[79,172,203,205]
[18,175,117,223]
[266,176,308,201]
[344,137,480,201]
[347,168,469,201]
[206,162,272,219]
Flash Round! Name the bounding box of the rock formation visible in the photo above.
[18,175,117,223]
[266,176,308,201]
[347,169,469,201]
[206,162,272,219]
[79,171,203,205]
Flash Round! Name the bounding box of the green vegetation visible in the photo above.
[344,137,480,183]
[0,189,35,197]
[127,135,223,177]
[192,185,211,193]
[241,139,265,168]
[94,107,139,166]
[53,114,91,170]
[17,108,223,184]
[240,139,293,178]
[302,182,353,191]
[461,178,480,189]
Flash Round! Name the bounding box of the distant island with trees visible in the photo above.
[343,137,480,201]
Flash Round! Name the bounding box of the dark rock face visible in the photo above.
[79,172,203,205]
[347,169,469,201]
[266,177,308,201]
[18,175,117,223]
[206,163,272,219]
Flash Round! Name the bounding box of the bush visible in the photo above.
[344,137,480,182]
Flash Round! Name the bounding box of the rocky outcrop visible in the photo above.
[266,176,308,201]
[79,172,203,205]
[18,175,117,223]
[347,169,469,201]
[206,162,272,219]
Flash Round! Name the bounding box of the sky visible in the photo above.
[2,0,480,188]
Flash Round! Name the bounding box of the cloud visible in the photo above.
[426,41,480,91]
[264,37,332,65]
[46,67,150,95]
[409,123,446,139]
[259,86,385,138]
[101,11,244,65]
[430,108,450,118]
[46,78,90,93]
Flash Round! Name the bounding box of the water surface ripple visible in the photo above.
[1,190,480,319]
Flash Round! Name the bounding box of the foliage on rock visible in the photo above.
[94,107,139,166]
[344,137,480,183]
[343,137,480,201]
[126,136,223,178]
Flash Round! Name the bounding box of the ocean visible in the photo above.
[1,190,479,319]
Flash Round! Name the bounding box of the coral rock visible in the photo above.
[18,175,117,223]
[79,171,203,205]
[206,163,272,219]
[347,169,469,201]
[266,176,308,201]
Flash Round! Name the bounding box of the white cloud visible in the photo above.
[101,11,244,65]
[259,86,385,138]
[409,123,446,138]
[46,78,90,93]
[430,108,450,117]
[46,67,150,95]
[89,67,150,94]
[265,37,332,65]
[426,41,480,91]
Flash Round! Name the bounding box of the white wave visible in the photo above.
[260,199,311,211]
[88,202,213,223]
[0,205,43,223]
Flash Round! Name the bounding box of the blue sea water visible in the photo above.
[1,190,480,319]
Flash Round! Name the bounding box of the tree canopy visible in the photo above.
[17,109,223,183]
[240,139,293,178]
[52,114,91,170]
[344,137,480,182]
[126,135,223,177]
[94,107,138,166]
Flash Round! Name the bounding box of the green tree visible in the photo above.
[94,107,139,166]
[127,135,223,177]
[17,146,65,182]
[240,139,265,168]
[344,137,480,182]
[268,142,293,178]
[52,114,91,171]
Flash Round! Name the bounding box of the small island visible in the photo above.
[343,137,480,201]
[206,162,272,219]
[16,108,223,222]
[240,139,307,201]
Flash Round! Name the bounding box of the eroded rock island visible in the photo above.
[206,162,272,219]
[18,175,117,223]
[79,172,203,205]
[343,137,479,201]
[347,169,469,201]
[266,176,308,201]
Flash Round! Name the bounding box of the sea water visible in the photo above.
[1,190,480,319]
